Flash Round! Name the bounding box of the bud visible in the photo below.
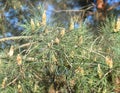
[50,64,56,73]
[8,45,14,57]
[69,18,74,31]
[54,37,60,44]
[60,29,65,37]
[48,43,51,48]
[34,82,39,92]
[97,64,103,78]
[1,77,7,88]
[105,56,113,69]
[70,51,74,58]
[42,10,46,25]
[48,40,53,48]
[44,29,48,34]
[30,19,35,31]
[88,79,93,84]
[52,54,57,62]
[78,36,83,46]
[36,21,40,27]
[48,84,56,93]
[75,67,84,75]
[102,89,107,93]
[70,79,75,87]
[114,17,120,32]
[93,56,97,62]
[17,54,22,66]
[114,77,120,93]
[18,83,22,93]
[98,47,102,51]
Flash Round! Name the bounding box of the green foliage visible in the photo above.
[0,5,120,93]
[0,14,120,93]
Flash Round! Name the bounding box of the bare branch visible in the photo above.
[107,2,120,11]
[54,5,94,13]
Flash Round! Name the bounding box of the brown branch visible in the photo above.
[54,9,84,13]
[0,36,33,42]
[54,5,94,13]
[107,2,120,11]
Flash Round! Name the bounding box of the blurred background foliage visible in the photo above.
[0,0,119,37]
[0,0,120,93]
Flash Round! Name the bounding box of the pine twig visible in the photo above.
[5,75,19,88]
[16,42,37,49]
[54,5,94,13]
[0,36,33,42]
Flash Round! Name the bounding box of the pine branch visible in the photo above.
[54,5,94,13]
[0,36,33,42]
